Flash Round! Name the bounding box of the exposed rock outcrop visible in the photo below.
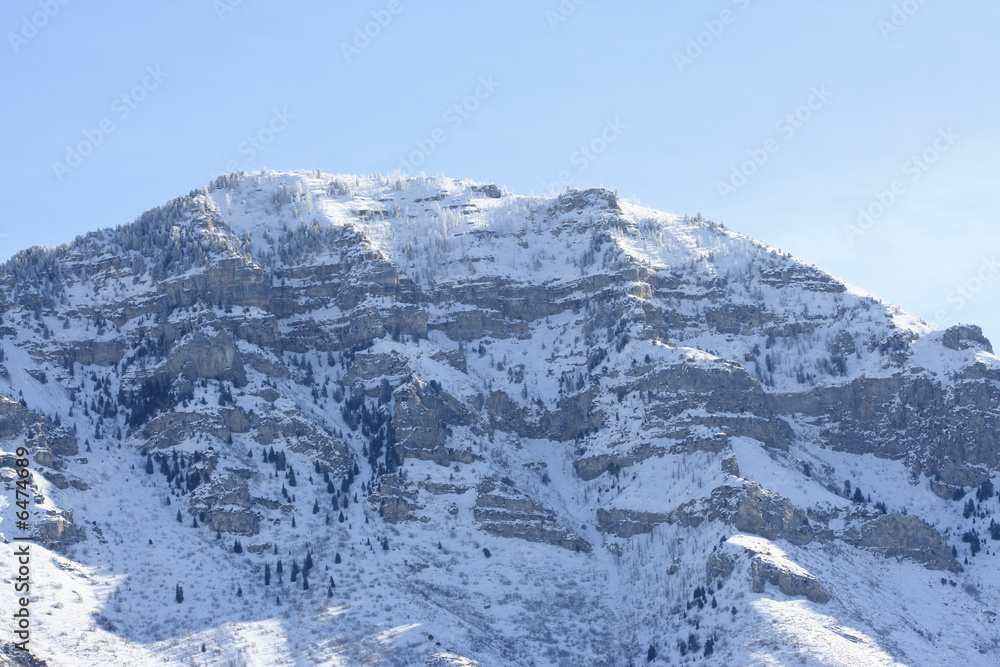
[749,556,829,603]
[843,513,958,572]
[941,324,993,353]
[474,478,591,552]
[574,442,665,481]
[671,483,814,546]
[34,509,86,549]
[164,330,247,387]
[707,536,829,603]
[596,508,670,538]
[369,474,421,524]
[392,378,474,466]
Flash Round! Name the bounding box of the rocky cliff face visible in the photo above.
[0,171,998,666]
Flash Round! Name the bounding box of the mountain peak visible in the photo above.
[1,171,998,666]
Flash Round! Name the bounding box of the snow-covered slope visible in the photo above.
[0,170,998,666]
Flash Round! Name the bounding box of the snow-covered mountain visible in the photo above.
[1,170,998,666]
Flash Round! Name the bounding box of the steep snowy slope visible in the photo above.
[0,170,998,666]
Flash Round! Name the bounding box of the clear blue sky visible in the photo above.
[3,1,998,343]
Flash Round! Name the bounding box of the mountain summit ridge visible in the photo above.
[0,170,998,666]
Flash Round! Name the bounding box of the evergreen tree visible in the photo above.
[264,563,271,586]
[304,552,314,572]
[963,530,982,555]
[277,559,283,576]
[145,455,154,474]
[236,584,243,597]
[176,509,182,523]
[646,645,656,662]
[335,552,342,564]
[175,584,184,603]
[852,487,865,503]
[233,538,243,554]
[291,560,299,582]
[964,498,976,519]
[977,480,995,502]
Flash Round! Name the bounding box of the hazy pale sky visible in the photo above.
[3,1,998,342]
